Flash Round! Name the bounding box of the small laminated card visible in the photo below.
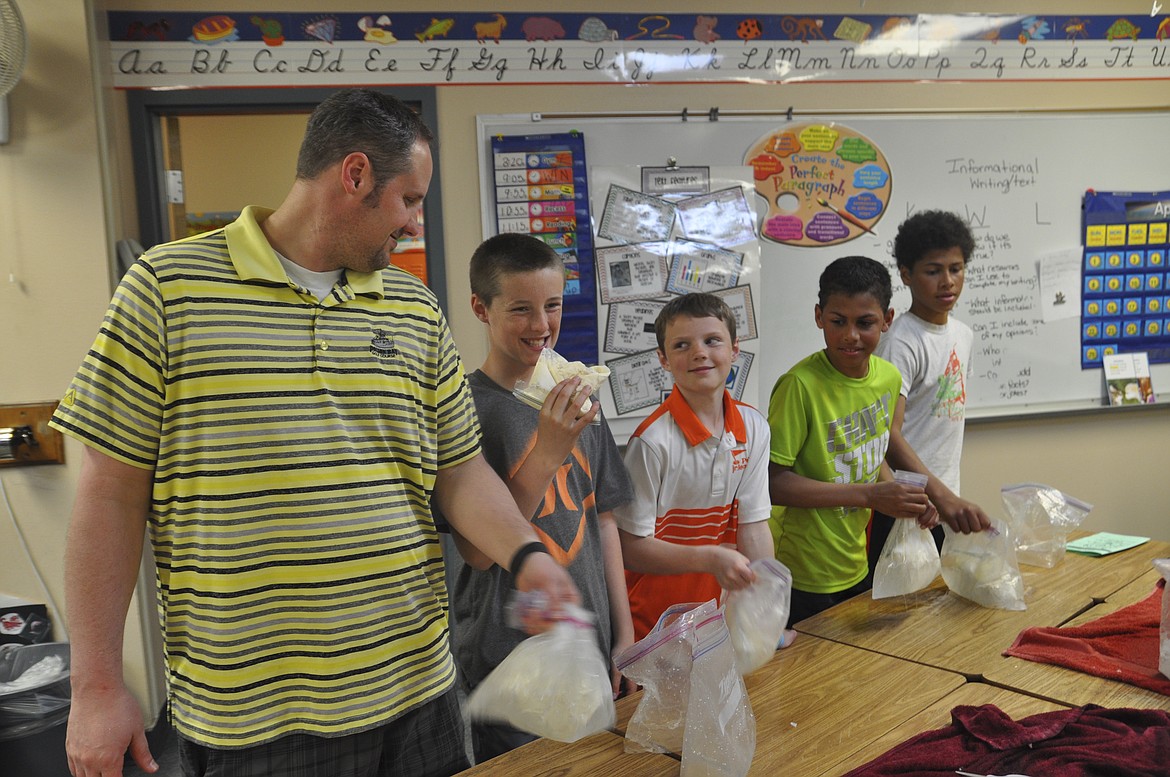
[1065,532,1150,557]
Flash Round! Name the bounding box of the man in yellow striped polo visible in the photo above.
[52,88,576,777]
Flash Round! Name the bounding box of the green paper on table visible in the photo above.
[1065,532,1150,557]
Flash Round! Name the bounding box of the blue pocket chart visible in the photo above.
[1081,190,1170,368]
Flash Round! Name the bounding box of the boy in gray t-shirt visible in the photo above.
[447,233,634,763]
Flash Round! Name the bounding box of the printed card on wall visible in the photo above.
[491,132,597,364]
[597,185,677,244]
[606,349,672,416]
[713,285,758,342]
[605,299,666,354]
[727,350,754,400]
[596,243,670,304]
[675,186,757,246]
[664,240,744,295]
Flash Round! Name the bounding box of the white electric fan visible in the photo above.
[0,0,28,145]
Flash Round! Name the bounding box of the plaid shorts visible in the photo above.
[177,689,470,777]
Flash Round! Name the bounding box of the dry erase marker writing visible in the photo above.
[816,197,878,237]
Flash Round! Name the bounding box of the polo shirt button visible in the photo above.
[318,341,329,351]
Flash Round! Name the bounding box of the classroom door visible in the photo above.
[125,86,448,306]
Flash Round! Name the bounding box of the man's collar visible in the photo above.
[224,206,384,298]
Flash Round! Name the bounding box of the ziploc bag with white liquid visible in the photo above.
[872,470,941,599]
[616,600,756,776]
[466,603,614,742]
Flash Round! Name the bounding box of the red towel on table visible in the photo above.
[841,704,1170,776]
[1003,579,1170,696]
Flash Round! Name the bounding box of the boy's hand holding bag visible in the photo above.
[723,558,793,673]
[940,519,1026,611]
[873,471,941,599]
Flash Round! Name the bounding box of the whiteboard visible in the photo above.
[478,111,1170,419]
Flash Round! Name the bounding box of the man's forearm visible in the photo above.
[435,453,541,570]
[65,446,154,690]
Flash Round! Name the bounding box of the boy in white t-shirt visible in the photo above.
[871,210,992,572]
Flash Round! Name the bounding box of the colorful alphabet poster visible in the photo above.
[109,13,1170,89]
[744,123,892,247]
[490,132,597,364]
[1080,189,1170,369]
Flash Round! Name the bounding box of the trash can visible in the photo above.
[0,642,71,776]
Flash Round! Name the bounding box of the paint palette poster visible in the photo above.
[744,122,891,247]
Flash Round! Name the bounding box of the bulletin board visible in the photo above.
[477,110,1170,427]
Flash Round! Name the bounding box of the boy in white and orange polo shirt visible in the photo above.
[615,293,781,641]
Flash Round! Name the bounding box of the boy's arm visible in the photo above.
[598,511,636,696]
[885,395,991,533]
[447,378,596,569]
[447,528,493,570]
[765,368,924,519]
[505,377,598,519]
[733,410,775,563]
[876,460,939,529]
[768,461,928,519]
[618,528,755,590]
[736,519,774,562]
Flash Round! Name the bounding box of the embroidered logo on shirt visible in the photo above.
[369,329,400,359]
[731,448,749,473]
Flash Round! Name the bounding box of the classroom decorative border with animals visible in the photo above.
[107,12,1170,89]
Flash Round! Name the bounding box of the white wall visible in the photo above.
[0,0,161,719]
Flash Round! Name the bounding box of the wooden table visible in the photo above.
[822,682,1069,776]
[458,730,680,776]
[983,567,1170,710]
[462,539,1167,775]
[795,539,1170,678]
[612,634,965,777]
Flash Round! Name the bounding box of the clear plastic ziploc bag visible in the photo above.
[615,600,756,777]
[723,558,792,674]
[683,604,756,777]
[616,601,708,756]
[0,642,71,742]
[1001,483,1093,568]
[873,471,941,599]
[940,519,1026,611]
[466,603,614,742]
[1156,559,1170,681]
[513,347,610,422]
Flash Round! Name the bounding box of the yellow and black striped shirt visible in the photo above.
[51,206,481,748]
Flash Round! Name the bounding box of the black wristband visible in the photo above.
[509,540,549,578]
